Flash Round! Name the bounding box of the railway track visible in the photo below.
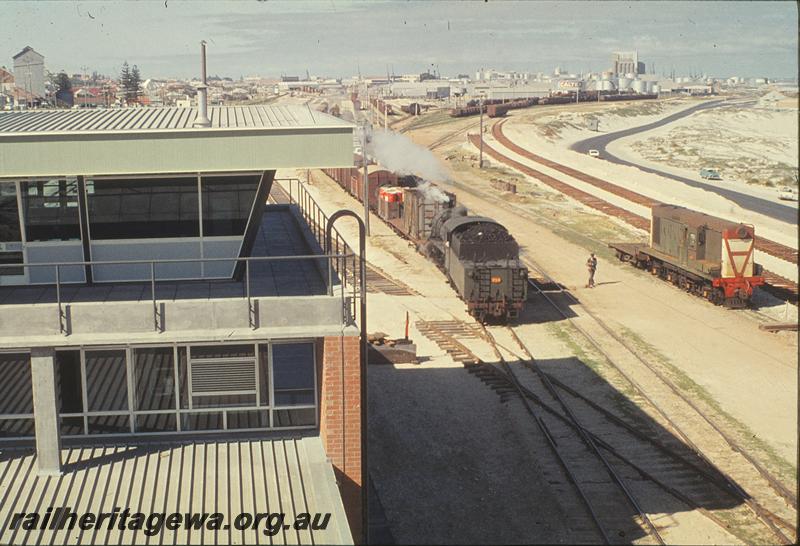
[522,258,797,542]
[416,314,796,544]
[483,119,798,303]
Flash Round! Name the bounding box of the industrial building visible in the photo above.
[611,51,645,76]
[0,104,362,544]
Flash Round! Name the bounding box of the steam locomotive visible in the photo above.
[321,167,528,321]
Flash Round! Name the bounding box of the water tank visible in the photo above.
[632,80,646,94]
[617,77,632,91]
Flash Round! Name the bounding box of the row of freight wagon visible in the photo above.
[449,92,658,118]
[321,166,455,242]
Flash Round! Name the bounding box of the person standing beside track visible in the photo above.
[586,253,597,288]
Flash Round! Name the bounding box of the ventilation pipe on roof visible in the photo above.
[193,40,211,128]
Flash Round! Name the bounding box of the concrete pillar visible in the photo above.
[30,347,62,475]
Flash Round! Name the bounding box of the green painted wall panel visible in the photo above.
[0,128,354,177]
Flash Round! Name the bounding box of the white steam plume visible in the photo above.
[367,131,450,182]
[415,180,450,203]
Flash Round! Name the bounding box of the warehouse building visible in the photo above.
[0,105,363,544]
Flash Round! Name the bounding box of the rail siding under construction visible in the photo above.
[609,204,764,308]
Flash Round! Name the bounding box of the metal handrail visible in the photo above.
[0,252,352,335]
[274,177,362,320]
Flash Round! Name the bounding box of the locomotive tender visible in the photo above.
[609,204,764,308]
[426,207,528,321]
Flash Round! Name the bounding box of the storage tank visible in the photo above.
[643,81,654,93]
[617,77,632,91]
[599,79,614,91]
[631,79,646,94]
[625,73,636,80]
[652,84,661,95]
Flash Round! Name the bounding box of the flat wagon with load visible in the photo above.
[609,204,764,307]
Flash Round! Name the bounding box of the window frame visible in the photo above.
[0,339,319,439]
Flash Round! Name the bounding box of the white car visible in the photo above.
[778,187,798,201]
[588,149,600,158]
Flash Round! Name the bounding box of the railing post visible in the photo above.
[151,261,158,332]
[327,254,333,297]
[55,265,65,335]
[246,259,255,329]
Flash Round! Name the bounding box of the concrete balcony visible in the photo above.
[0,206,357,350]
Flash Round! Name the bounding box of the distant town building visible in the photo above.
[13,46,46,100]
[73,86,106,108]
[0,67,14,94]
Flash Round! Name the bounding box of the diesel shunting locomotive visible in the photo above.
[609,204,764,308]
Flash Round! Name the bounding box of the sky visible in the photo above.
[1,1,797,80]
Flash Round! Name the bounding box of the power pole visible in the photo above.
[479,96,484,169]
[361,122,371,236]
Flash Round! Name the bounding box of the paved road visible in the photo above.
[571,100,798,225]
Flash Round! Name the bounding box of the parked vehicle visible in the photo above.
[588,149,600,158]
[778,187,799,201]
[699,168,722,180]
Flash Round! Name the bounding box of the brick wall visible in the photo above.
[319,335,363,542]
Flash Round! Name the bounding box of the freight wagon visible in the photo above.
[609,204,764,307]
[599,93,658,102]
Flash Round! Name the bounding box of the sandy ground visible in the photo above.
[617,97,798,190]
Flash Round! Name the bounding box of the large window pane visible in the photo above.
[85,350,128,411]
[274,408,315,427]
[272,343,315,407]
[87,177,199,239]
[134,347,176,411]
[0,251,24,276]
[21,178,80,241]
[88,415,129,435]
[56,350,83,414]
[135,413,176,433]
[183,412,223,431]
[258,344,269,406]
[201,175,260,236]
[0,418,34,438]
[0,182,21,243]
[228,410,269,430]
[0,353,32,415]
[190,344,254,359]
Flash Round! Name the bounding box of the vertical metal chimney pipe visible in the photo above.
[194,40,211,128]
